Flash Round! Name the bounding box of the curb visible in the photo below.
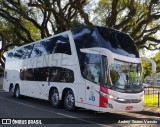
[134,107,160,117]
[141,110,160,117]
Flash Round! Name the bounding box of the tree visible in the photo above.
[0,0,89,68]
[0,0,160,69]
[142,51,160,78]
[142,61,152,78]
[94,0,160,50]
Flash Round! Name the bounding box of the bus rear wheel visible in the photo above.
[50,89,61,108]
[15,86,21,99]
[9,85,15,98]
[64,90,76,111]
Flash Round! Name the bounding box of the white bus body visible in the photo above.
[3,26,143,112]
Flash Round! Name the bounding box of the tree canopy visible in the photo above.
[0,0,160,68]
[142,51,160,78]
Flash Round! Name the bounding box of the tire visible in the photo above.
[9,86,15,98]
[64,90,76,111]
[50,89,61,108]
[15,86,21,99]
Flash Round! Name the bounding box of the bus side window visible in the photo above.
[50,67,61,82]
[23,69,34,81]
[14,49,23,60]
[53,35,71,55]
[7,52,14,62]
[31,42,43,57]
[83,64,101,84]
[50,67,74,83]
[34,67,50,81]
[23,45,34,59]
[81,53,101,85]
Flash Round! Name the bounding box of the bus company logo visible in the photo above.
[125,106,133,110]
[2,119,11,124]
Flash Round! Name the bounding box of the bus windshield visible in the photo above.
[109,60,142,92]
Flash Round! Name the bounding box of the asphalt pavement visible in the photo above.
[0,91,159,127]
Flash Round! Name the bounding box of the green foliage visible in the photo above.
[142,51,160,78]
[21,20,41,41]
[142,61,152,78]
[153,51,160,73]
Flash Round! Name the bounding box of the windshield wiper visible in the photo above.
[105,83,114,89]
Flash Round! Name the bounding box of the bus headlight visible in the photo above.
[108,95,117,100]
[98,90,117,100]
[98,90,142,103]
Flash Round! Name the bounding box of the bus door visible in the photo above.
[85,80,100,111]
[84,64,101,111]
[78,53,102,111]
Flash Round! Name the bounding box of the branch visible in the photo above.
[139,44,159,51]
[136,36,160,48]
[72,0,92,25]
[115,0,136,29]
[131,14,160,38]
[107,0,119,27]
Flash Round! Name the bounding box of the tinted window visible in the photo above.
[34,67,50,81]
[7,45,33,61]
[80,53,102,84]
[72,27,99,51]
[44,38,56,54]
[83,63,101,84]
[20,67,74,83]
[23,45,33,58]
[13,49,24,59]
[7,52,14,61]
[31,41,44,57]
[50,67,74,83]
[31,34,71,57]
[72,27,100,83]
[97,27,139,58]
[7,35,71,61]
[20,69,34,81]
[53,35,71,55]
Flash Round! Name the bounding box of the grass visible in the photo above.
[147,86,160,88]
[144,94,159,107]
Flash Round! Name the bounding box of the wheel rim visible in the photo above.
[66,94,74,108]
[51,92,59,105]
[10,87,14,96]
[16,88,19,97]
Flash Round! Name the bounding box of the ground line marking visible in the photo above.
[0,96,111,127]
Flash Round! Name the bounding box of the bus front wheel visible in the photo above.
[64,90,76,111]
[50,89,61,108]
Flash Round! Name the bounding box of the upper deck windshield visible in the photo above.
[72,26,139,58]
[108,60,142,93]
[97,27,139,58]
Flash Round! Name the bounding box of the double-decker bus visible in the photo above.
[3,26,143,112]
